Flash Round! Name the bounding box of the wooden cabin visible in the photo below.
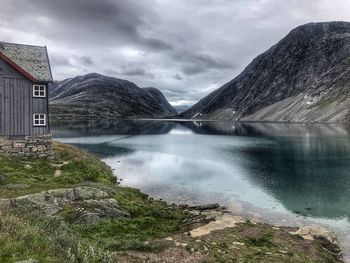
[0,42,53,137]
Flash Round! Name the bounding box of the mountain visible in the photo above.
[173,105,192,114]
[179,22,350,123]
[141,87,177,115]
[49,73,177,119]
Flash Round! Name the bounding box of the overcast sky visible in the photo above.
[1,0,350,106]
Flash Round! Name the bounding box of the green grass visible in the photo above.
[245,232,274,247]
[63,186,194,253]
[0,210,114,262]
[0,141,115,198]
[0,142,196,261]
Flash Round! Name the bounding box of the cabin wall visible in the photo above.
[0,58,49,136]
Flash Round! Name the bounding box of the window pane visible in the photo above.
[33,114,45,126]
[33,85,46,97]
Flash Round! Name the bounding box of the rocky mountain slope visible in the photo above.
[142,87,176,115]
[179,22,350,123]
[49,73,177,119]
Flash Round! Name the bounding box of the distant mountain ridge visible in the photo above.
[173,105,192,114]
[179,21,350,123]
[49,73,177,119]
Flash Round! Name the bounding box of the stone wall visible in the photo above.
[0,134,54,160]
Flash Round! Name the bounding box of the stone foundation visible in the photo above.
[0,134,54,160]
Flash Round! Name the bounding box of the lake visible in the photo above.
[52,119,350,259]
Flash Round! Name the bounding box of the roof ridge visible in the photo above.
[0,41,46,48]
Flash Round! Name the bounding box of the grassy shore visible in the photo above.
[0,142,343,262]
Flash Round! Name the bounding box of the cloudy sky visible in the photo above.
[1,0,350,106]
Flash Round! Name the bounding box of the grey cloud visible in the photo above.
[120,67,148,76]
[173,74,183,80]
[1,0,350,105]
[73,56,94,66]
[0,0,171,51]
[104,65,155,78]
[50,54,71,67]
[179,53,235,75]
[142,37,174,50]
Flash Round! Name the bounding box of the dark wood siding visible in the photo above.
[0,58,49,136]
[0,74,3,135]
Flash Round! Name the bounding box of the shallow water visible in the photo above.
[53,119,350,260]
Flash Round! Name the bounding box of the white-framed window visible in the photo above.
[33,85,46,98]
[33,114,46,126]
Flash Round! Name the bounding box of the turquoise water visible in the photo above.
[52,120,350,258]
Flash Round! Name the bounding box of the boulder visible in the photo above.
[0,187,129,224]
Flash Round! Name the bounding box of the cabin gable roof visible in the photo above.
[0,42,53,83]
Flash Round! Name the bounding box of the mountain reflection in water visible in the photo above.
[53,120,350,226]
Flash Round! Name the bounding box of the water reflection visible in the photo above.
[52,120,350,221]
[181,121,350,137]
[239,136,350,220]
[52,119,175,137]
[71,143,135,158]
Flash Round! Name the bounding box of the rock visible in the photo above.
[4,183,30,190]
[30,147,38,152]
[13,142,26,148]
[0,134,53,159]
[74,198,129,223]
[232,241,245,246]
[0,187,109,215]
[37,145,46,152]
[190,214,245,237]
[188,203,221,211]
[288,226,341,257]
[54,169,62,177]
[15,259,39,263]
[290,226,339,245]
[314,235,342,255]
[24,164,32,170]
[0,187,129,224]
[74,212,101,225]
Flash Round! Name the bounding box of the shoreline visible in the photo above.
[50,115,350,126]
[116,179,346,260]
[0,142,343,262]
